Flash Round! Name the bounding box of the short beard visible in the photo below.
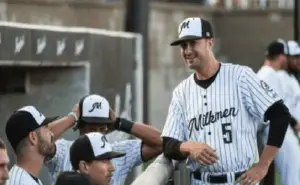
[36,131,56,160]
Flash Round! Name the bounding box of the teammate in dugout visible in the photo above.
[69,132,125,185]
[257,39,300,185]
[45,94,162,185]
[0,138,9,185]
[4,105,77,185]
[161,17,291,185]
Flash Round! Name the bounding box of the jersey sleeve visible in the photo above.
[112,139,143,170]
[161,90,187,141]
[239,66,281,121]
[45,139,69,173]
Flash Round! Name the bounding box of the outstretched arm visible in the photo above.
[113,118,162,162]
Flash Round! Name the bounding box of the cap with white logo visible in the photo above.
[5,106,58,152]
[170,17,214,46]
[70,132,125,170]
[78,94,113,125]
[287,40,300,56]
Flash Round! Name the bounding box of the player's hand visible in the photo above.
[185,142,218,165]
[107,108,118,133]
[235,162,268,185]
[72,104,80,118]
[109,108,117,122]
[295,124,300,132]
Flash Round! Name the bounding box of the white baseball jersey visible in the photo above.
[277,70,300,121]
[162,63,280,184]
[7,165,43,185]
[46,138,142,185]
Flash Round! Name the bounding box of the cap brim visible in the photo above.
[95,151,126,160]
[41,116,59,126]
[170,35,204,46]
[81,117,114,125]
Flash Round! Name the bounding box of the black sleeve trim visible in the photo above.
[264,100,291,147]
[162,137,187,160]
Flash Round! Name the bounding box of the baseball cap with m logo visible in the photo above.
[171,17,214,46]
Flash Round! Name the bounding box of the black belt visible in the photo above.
[193,171,245,184]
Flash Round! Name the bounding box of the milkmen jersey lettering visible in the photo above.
[46,138,143,185]
[162,63,280,173]
[7,165,43,185]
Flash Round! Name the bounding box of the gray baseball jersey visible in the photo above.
[7,165,43,185]
[161,63,280,184]
[46,138,142,185]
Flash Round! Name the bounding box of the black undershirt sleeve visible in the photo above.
[162,137,188,160]
[264,100,291,147]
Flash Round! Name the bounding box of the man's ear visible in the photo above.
[79,161,90,174]
[28,131,38,146]
[208,38,215,48]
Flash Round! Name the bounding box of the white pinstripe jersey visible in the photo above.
[162,63,280,178]
[46,138,142,185]
[7,165,43,185]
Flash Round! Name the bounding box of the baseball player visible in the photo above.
[5,105,79,185]
[276,40,300,133]
[69,132,125,185]
[46,94,162,185]
[161,17,291,185]
[0,138,9,185]
[55,172,91,185]
[257,39,300,185]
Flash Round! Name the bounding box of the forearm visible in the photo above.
[117,118,162,147]
[49,115,75,141]
[131,123,162,147]
[258,145,279,167]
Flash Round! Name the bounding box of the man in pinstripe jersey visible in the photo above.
[45,94,162,185]
[161,17,291,185]
[4,105,79,185]
[0,138,9,185]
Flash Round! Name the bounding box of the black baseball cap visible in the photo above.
[170,17,214,46]
[266,39,288,58]
[55,171,91,185]
[78,94,113,124]
[70,132,125,170]
[5,106,58,152]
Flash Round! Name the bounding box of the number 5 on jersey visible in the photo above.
[222,122,232,144]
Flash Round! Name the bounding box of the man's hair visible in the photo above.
[0,138,6,149]
[55,171,91,185]
[15,137,28,156]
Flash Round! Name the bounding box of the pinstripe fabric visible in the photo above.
[7,165,42,185]
[46,138,142,185]
[162,63,280,185]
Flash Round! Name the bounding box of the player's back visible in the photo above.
[168,62,269,173]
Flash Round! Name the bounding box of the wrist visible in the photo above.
[179,142,190,156]
[68,112,78,127]
[115,118,134,134]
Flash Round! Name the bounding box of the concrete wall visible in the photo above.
[0,0,294,134]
